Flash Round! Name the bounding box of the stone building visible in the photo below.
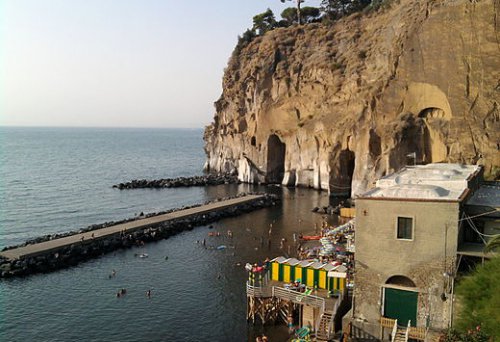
[348,163,491,341]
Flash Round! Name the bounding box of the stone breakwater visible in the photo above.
[0,193,279,278]
[113,173,239,189]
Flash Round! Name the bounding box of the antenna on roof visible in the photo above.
[406,152,417,166]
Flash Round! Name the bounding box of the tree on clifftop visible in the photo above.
[280,0,306,25]
[281,6,320,25]
[252,9,277,35]
[321,0,371,19]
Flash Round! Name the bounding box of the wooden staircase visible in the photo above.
[390,320,410,342]
[392,327,407,342]
[315,311,333,341]
[381,317,427,342]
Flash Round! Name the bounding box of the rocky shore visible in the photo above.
[0,193,279,278]
[112,173,238,189]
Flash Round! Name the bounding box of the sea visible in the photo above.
[0,127,336,342]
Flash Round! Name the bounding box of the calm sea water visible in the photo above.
[0,127,334,342]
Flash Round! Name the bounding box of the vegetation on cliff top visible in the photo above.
[233,0,397,60]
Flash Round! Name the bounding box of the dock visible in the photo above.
[246,257,351,341]
[0,194,265,261]
[246,280,347,342]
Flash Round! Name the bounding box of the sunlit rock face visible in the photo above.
[204,0,499,196]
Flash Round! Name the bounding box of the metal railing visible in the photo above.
[246,282,326,309]
[272,286,326,310]
[327,290,344,334]
[246,282,272,297]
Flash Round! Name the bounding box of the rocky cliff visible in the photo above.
[204,0,500,196]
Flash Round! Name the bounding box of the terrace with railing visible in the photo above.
[246,281,328,310]
[380,317,427,341]
[246,280,346,340]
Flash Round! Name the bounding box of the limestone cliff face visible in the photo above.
[204,0,500,196]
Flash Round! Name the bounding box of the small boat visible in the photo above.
[139,253,149,258]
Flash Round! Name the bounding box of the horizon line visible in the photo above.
[0,124,206,130]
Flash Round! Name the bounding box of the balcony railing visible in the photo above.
[380,317,427,341]
[246,282,326,310]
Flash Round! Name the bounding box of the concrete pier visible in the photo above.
[0,194,265,261]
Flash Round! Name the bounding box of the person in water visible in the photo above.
[146,289,151,298]
[109,269,116,279]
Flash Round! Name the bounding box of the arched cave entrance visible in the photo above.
[329,149,355,195]
[266,134,286,184]
[340,149,355,185]
[418,107,448,164]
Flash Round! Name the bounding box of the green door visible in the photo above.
[384,288,418,326]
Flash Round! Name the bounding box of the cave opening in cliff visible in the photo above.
[418,107,448,164]
[331,149,355,195]
[266,134,286,184]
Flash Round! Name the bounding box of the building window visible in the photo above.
[397,217,413,240]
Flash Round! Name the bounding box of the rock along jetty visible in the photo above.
[0,193,279,278]
[112,173,239,189]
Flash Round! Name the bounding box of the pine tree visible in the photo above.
[280,0,306,25]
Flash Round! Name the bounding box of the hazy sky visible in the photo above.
[0,0,321,128]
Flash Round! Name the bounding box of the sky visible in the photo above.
[0,0,321,128]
